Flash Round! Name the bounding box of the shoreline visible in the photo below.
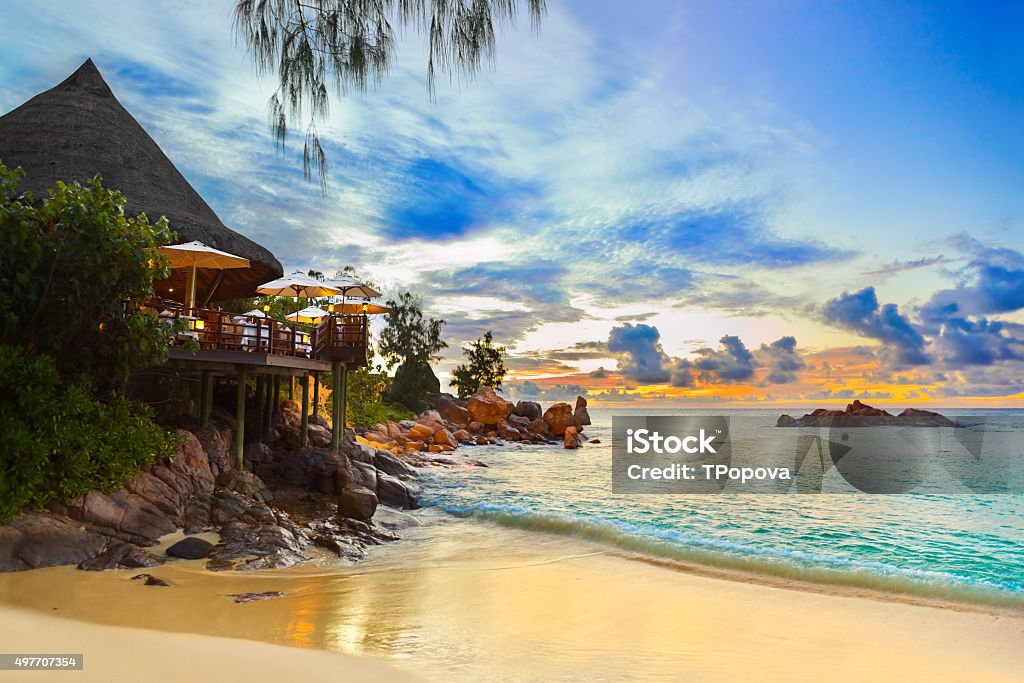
[439,503,1024,614]
[2,513,1023,682]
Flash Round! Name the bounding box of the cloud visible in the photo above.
[802,389,893,400]
[503,357,577,374]
[606,324,805,387]
[607,323,671,383]
[691,335,757,383]
[822,287,929,366]
[638,207,844,269]
[504,380,589,402]
[917,243,1024,367]
[759,336,806,384]
[862,255,951,278]
[922,243,1024,319]
[928,316,1024,366]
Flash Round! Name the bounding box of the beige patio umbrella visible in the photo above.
[159,240,250,310]
[329,299,390,315]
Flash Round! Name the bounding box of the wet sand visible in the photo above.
[0,605,421,682]
[0,516,1022,682]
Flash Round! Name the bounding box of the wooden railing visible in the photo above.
[315,314,368,366]
[148,300,367,365]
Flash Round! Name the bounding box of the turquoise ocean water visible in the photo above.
[420,407,1024,608]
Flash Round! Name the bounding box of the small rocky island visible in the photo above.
[776,400,960,428]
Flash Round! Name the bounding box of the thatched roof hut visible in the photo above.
[0,59,283,302]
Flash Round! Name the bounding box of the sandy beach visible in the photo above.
[1,516,1022,682]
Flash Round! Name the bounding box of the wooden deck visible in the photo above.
[153,301,368,371]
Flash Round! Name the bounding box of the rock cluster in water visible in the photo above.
[359,387,591,453]
[776,400,960,428]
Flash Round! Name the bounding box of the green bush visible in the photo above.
[0,346,180,522]
[323,364,414,428]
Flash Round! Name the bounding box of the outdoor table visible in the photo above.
[159,310,199,342]
[231,317,266,352]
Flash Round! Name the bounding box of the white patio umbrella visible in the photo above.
[159,241,250,310]
[241,309,266,318]
[286,305,331,323]
[327,274,381,300]
[325,274,381,320]
[256,271,342,315]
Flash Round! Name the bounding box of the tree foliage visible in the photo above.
[0,347,180,523]
[450,330,506,398]
[377,291,447,369]
[0,163,180,396]
[233,0,546,189]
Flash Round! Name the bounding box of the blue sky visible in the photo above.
[1,1,1022,403]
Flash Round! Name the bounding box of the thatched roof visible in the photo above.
[0,59,283,302]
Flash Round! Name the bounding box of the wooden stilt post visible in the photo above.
[300,372,310,447]
[331,362,342,452]
[199,370,212,428]
[339,363,348,438]
[254,375,265,441]
[264,376,273,431]
[272,377,280,421]
[235,368,247,470]
[312,372,320,418]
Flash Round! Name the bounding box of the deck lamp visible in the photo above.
[328,304,335,314]
[263,304,271,313]
[195,319,205,331]
[361,303,368,314]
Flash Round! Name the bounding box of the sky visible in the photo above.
[1,0,1023,406]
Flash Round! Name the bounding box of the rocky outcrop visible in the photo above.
[166,537,214,559]
[542,402,580,436]
[435,398,471,426]
[466,386,514,426]
[0,514,107,571]
[278,447,352,494]
[777,401,960,428]
[79,543,164,571]
[377,474,419,510]
[513,400,542,421]
[339,486,378,522]
[0,404,427,573]
[573,396,591,426]
[563,426,580,449]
